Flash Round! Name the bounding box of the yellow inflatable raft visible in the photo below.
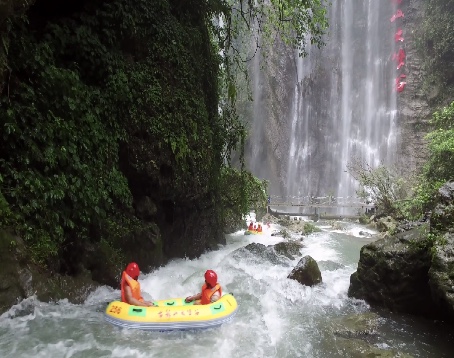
[105,293,238,331]
[244,229,263,235]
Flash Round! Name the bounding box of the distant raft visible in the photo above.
[244,230,263,235]
[105,293,238,331]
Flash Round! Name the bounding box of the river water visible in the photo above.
[1,220,453,357]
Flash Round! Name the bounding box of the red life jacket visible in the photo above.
[121,271,144,303]
[200,283,222,305]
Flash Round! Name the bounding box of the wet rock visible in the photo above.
[331,221,347,231]
[0,231,27,313]
[275,219,320,235]
[375,216,398,233]
[135,196,157,220]
[288,255,322,286]
[430,182,454,232]
[331,312,380,340]
[273,241,304,260]
[318,260,345,271]
[330,312,414,357]
[349,181,454,322]
[428,232,454,322]
[348,225,440,318]
[261,213,279,225]
[232,243,290,267]
[335,337,414,358]
[271,229,291,238]
[394,220,426,233]
[0,230,101,315]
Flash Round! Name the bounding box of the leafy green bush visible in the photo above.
[303,222,320,235]
[220,167,268,230]
[347,159,411,218]
[405,102,454,217]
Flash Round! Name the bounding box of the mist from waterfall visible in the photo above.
[286,0,398,203]
[244,0,399,208]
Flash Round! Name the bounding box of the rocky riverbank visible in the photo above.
[348,182,454,323]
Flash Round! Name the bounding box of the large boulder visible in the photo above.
[232,243,291,267]
[288,255,322,286]
[430,182,454,232]
[426,182,454,322]
[274,241,304,260]
[348,182,454,322]
[348,225,440,318]
[428,233,454,322]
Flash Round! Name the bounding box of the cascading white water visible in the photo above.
[243,1,399,210]
[286,0,398,206]
[2,221,453,357]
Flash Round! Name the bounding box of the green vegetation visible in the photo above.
[351,0,454,223]
[348,102,454,221]
[220,167,268,230]
[401,101,454,218]
[301,222,320,235]
[417,0,454,103]
[0,0,328,266]
[347,159,411,219]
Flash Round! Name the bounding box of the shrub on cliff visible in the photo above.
[408,102,454,216]
[347,159,411,219]
[220,167,267,232]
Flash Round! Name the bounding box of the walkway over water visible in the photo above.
[267,195,375,219]
[268,195,375,208]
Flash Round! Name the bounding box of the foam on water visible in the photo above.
[1,219,453,357]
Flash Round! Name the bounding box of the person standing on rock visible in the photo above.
[121,262,156,307]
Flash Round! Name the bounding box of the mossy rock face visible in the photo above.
[0,230,101,315]
[0,231,26,313]
[348,227,440,318]
[428,232,454,322]
[431,182,454,233]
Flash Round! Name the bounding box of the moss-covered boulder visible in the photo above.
[428,232,454,322]
[288,255,322,286]
[348,225,440,318]
[273,240,304,260]
[430,182,454,232]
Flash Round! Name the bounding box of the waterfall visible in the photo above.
[245,0,399,210]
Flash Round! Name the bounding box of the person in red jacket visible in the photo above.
[185,270,222,305]
[120,262,156,307]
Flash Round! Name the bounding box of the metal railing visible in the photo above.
[267,195,375,208]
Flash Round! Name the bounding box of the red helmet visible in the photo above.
[204,270,218,287]
[126,262,140,279]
